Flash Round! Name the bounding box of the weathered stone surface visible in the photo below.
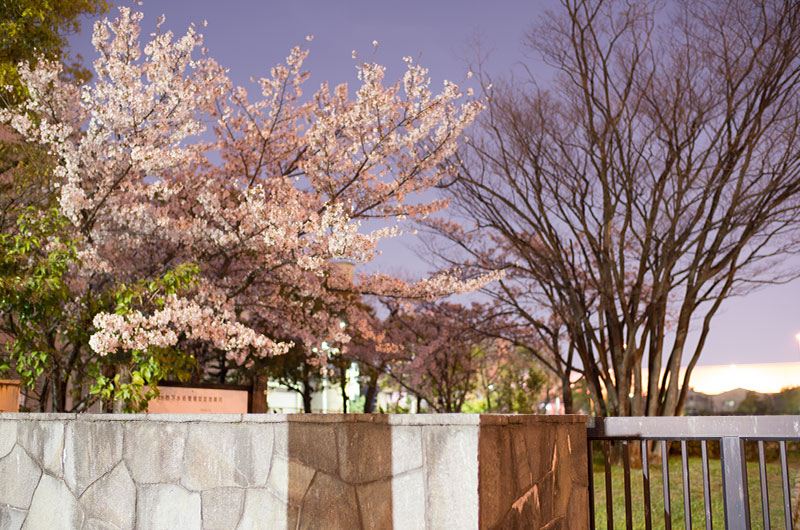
[123,421,186,484]
[63,421,123,496]
[272,421,288,457]
[423,425,480,529]
[391,469,426,530]
[390,426,423,475]
[356,478,392,529]
[16,420,65,477]
[484,418,593,530]
[137,484,201,529]
[567,479,590,529]
[181,423,272,490]
[201,487,245,530]
[511,425,533,492]
[84,519,122,530]
[23,474,84,530]
[296,472,360,530]
[478,424,515,528]
[79,461,136,529]
[0,413,590,530]
[0,444,42,509]
[552,425,589,528]
[0,506,26,530]
[525,422,555,483]
[0,420,15,459]
[287,421,338,475]
[236,489,287,529]
[267,455,314,506]
[337,422,392,484]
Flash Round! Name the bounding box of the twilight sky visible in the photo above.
[67,1,800,368]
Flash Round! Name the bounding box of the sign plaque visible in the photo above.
[146,385,249,414]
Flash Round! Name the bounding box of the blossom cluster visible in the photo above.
[3,6,493,363]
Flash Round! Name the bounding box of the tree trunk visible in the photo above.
[363,382,378,413]
[250,375,268,413]
[339,364,348,413]
[302,385,312,413]
[362,368,380,413]
[113,365,130,413]
[561,375,574,414]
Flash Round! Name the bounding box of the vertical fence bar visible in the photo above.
[623,440,633,530]
[588,438,596,530]
[681,440,692,529]
[757,440,770,530]
[662,439,672,530]
[641,439,652,530]
[720,436,751,530]
[701,440,713,530]
[604,440,614,530]
[780,440,793,530]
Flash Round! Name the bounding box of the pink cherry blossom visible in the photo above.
[2,6,496,366]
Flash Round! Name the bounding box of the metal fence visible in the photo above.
[587,416,800,530]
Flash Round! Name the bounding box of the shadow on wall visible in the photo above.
[286,415,393,527]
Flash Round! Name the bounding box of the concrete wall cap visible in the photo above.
[0,412,588,426]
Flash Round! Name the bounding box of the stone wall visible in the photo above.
[0,413,588,529]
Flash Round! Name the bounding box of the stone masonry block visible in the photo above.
[79,461,136,529]
[181,423,273,491]
[123,421,187,484]
[137,484,201,529]
[390,426,423,475]
[356,478,392,529]
[63,420,123,496]
[286,421,338,476]
[0,444,42,509]
[0,506,26,530]
[391,469,426,530]
[423,425,480,529]
[16,420,65,477]
[236,489,287,530]
[23,474,84,530]
[296,472,360,529]
[0,420,15,459]
[336,422,392,484]
[267,454,314,506]
[200,487,245,530]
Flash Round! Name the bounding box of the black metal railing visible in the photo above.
[587,416,800,530]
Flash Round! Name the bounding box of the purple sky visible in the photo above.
[68,1,800,367]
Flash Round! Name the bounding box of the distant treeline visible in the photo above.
[737,387,800,415]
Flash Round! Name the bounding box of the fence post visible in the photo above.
[720,436,751,530]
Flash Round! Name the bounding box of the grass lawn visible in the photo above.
[591,441,800,529]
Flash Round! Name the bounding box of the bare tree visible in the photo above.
[432,0,800,416]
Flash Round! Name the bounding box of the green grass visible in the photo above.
[591,441,800,529]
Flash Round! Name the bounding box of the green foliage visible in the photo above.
[0,0,109,410]
[348,394,365,413]
[737,386,800,415]
[88,345,196,413]
[0,0,109,104]
[0,208,200,412]
[87,263,201,412]
[0,207,78,385]
[493,365,547,413]
[465,345,550,414]
[773,386,800,414]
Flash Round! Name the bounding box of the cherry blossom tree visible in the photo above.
[348,300,510,413]
[1,6,496,410]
